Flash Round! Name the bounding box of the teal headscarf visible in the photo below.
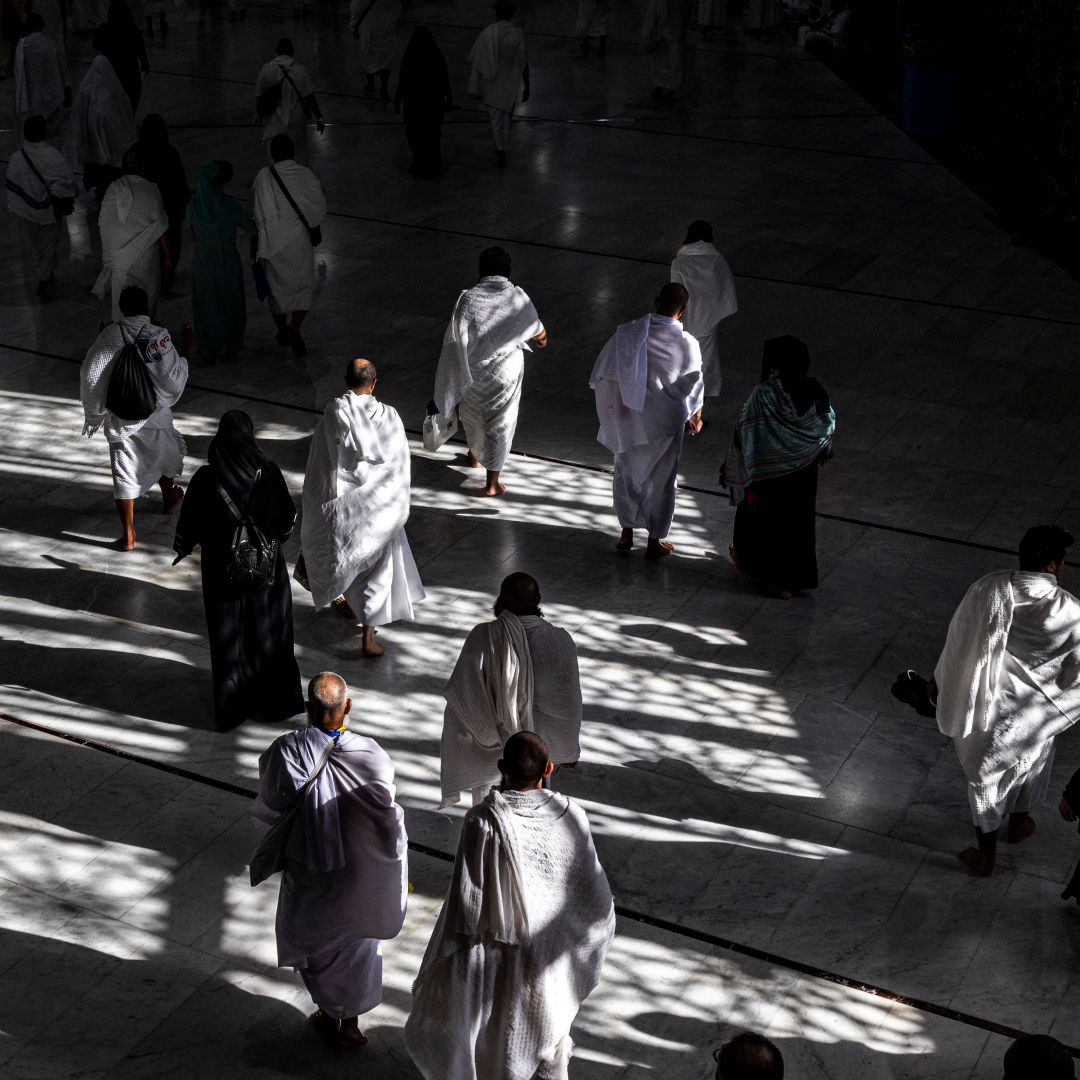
[184,161,244,234]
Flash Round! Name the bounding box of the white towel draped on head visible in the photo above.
[300,392,412,610]
[72,54,136,167]
[433,277,542,419]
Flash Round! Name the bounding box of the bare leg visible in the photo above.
[289,310,308,357]
[273,312,290,343]
[615,527,633,551]
[645,537,675,560]
[114,499,136,550]
[339,1016,368,1047]
[1006,812,1036,843]
[959,826,997,876]
[159,476,184,514]
[466,450,482,468]
[361,625,385,657]
[378,69,390,100]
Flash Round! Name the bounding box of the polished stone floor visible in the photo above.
[1,0,1079,1076]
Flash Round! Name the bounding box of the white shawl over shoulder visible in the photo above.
[72,54,136,167]
[92,176,168,302]
[300,392,412,610]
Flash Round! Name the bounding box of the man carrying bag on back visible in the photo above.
[80,285,191,551]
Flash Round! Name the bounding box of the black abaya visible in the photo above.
[175,461,303,730]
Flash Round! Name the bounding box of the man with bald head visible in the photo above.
[713,1032,784,1079]
[590,282,704,559]
[439,571,582,806]
[408,731,615,1080]
[253,672,408,1048]
[300,358,425,656]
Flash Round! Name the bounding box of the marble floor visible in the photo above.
[1,0,1080,1077]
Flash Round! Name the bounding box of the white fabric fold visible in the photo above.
[72,54,135,168]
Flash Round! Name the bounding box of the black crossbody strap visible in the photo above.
[214,467,261,521]
[269,166,311,231]
[277,62,311,118]
[21,148,53,199]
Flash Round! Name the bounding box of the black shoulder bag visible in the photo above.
[215,468,278,594]
[105,325,157,422]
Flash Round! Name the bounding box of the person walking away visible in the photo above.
[254,38,324,163]
[440,573,582,807]
[104,0,148,110]
[406,731,615,1080]
[173,409,305,729]
[252,133,326,358]
[432,245,547,497]
[139,113,190,292]
[393,26,453,178]
[467,0,529,167]
[5,114,77,303]
[720,335,834,596]
[350,0,400,101]
[184,160,257,361]
[253,672,408,1047]
[590,282,704,560]
[80,285,188,550]
[670,219,737,399]
[299,359,425,657]
[13,13,69,147]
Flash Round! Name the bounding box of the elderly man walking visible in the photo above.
[590,282,704,559]
[300,358,425,657]
[5,114,77,303]
[468,0,529,167]
[928,525,1080,876]
[80,286,189,550]
[93,143,171,321]
[671,219,738,398]
[440,572,582,807]
[407,731,615,1080]
[432,245,547,497]
[253,671,408,1049]
[253,133,326,358]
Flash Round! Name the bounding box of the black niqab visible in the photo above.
[208,410,265,501]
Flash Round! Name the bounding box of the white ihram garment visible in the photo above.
[590,313,703,538]
[80,315,188,499]
[440,612,582,807]
[255,56,317,153]
[93,175,168,321]
[300,391,425,626]
[349,0,401,73]
[253,726,408,1019]
[71,54,135,169]
[6,142,77,280]
[252,159,326,314]
[468,20,526,152]
[406,788,615,1080]
[14,32,68,144]
[643,0,691,90]
[433,276,543,472]
[935,571,1080,832]
[671,240,738,397]
[575,0,611,38]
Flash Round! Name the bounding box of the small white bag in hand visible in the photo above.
[423,406,459,452]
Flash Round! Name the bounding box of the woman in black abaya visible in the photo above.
[393,26,453,178]
[174,411,303,730]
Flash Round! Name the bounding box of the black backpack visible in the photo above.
[105,326,156,422]
[215,469,278,594]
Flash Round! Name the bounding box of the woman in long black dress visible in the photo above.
[393,26,453,178]
[720,335,836,597]
[174,410,304,730]
[139,113,190,287]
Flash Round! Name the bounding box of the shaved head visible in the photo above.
[655,282,689,317]
[498,731,551,787]
[496,572,541,616]
[345,358,377,391]
[307,672,351,729]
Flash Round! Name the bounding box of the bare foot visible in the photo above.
[776,588,795,600]
[331,596,357,620]
[113,534,136,551]
[310,1010,339,1046]
[645,540,674,561]
[958,848,994,876]
[361,628,385,657]
[1007,815,1036,843]
[614,528,633,552]
[338,1018,368,1047]
[466,483,506,498]
[163,486,185,514]
[466,451,482,468]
